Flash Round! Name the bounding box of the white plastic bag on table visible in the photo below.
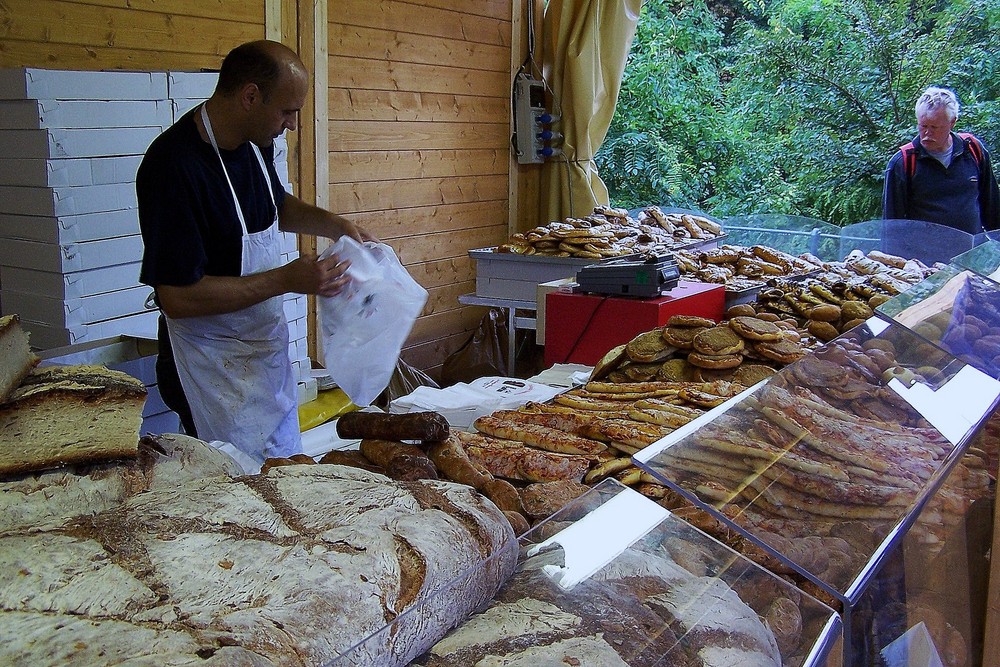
[318,237,428,406]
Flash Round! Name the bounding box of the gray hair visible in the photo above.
[916,87,960,121]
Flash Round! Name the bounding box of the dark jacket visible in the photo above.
[883,132,1000,234]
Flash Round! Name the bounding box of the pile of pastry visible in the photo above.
[675,244,825,291]
[496,205,724,259]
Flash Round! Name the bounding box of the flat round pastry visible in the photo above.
[691,366,737,382]
[726,303,757,318]
[753,338,806,364]
[623,361,663,381]
[692,326,745,356]
[732,363,777,386]
[626,329,676,363]
[662,325,706,349]
[728,316,783,342]
[658,358,694,381]
[667,314,716,328]
[590,343,627,381]
[687,351,743,369]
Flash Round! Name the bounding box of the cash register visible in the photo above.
[575,253,680,298]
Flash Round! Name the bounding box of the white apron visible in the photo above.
[164,104,300,466]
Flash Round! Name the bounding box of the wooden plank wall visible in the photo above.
[328,1,515,381]
[0,0,265,71]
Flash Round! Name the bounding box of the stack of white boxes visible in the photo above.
[0,67,315,409]
[0,68,168,349]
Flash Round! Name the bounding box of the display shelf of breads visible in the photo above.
[710,249,940,344]
[493,205,725,260]
[634,318,998,598]
[335,478,843,667]
[875,264,1000,382]
[675,246,940,309]
[284,313,819,534]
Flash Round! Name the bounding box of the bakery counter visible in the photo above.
[633,316,999,664]
[332,478,843,667]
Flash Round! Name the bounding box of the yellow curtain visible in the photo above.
[540,0,642,223]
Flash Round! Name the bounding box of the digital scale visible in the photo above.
[575,254,680,298]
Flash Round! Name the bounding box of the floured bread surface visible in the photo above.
[417,547,781,667]
[0,314,39,403]
[0,435,518,667]
[0,364,146,475]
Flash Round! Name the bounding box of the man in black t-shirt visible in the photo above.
[137,40,373,467]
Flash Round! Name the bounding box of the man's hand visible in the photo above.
[281,254,352,297]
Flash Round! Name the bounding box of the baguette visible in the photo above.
[429,436,525,514]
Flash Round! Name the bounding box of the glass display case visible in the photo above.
[722,214,841,261]
[633,317,1000,665]
[330,479,843,667]
[951,238,1000,283]
[839,219,975,266]
[876,265,1000,382]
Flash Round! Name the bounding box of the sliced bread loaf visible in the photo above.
[0,314,39,403]
[0,364,146,476]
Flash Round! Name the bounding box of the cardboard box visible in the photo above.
[544,280,726,366]
[283,294,307,323]
[0,68,168,100]
[167,71,218,100]
[20,309,159,350]
[0,182,136,216]
[0,126,161,158]
[535,278,575,345]
[0,209,139,244]
[0,235,144,273]
[471,247,597,301]
[0,155,143,187]
[141,410,181,435]
[2,284,152,327]
[38,334,159,383]
[0,99,172,129]
[1,262,143,299]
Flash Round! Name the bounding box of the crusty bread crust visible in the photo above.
[0,436,518,666]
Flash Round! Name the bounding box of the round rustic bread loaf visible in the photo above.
[0,434,517,667]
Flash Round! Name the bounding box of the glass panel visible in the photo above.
[877,266,1000,381]
[951,238,1000,283]
[634,318,1000,597]
[330,480,843,667]
[840,219,975,266]
[722,213,841,261]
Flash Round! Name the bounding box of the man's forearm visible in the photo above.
[157,270,288,319]
[279,194,363,241]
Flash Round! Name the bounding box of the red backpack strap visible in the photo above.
[957,132,984,166]
[899,142,917,178]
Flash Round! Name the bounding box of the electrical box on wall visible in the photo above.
[514,76,555,164]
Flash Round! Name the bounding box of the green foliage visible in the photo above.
[597,0,1000,226]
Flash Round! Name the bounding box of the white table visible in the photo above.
[457,293,537,370]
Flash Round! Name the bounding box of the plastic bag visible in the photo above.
[375,358,440,410]
[441,309,509,386]
[318,237,428,406]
